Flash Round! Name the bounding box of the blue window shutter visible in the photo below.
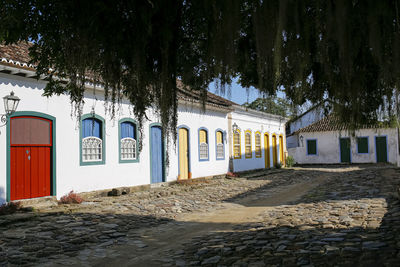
[82,119,89,138]
[93,120,101,138]
[82,118,101,138]
[121,122,127,138]
[121,122,135,139]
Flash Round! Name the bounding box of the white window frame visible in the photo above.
[82,137,103,162]
[216,143,224,159]
[245,132,252,158]
[199,142,209,160]
[255,133,261,158]
[120,137,137,160]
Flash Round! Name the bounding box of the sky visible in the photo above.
[207,77,261,105]
[208,77,285,105]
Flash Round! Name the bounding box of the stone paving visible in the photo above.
[178,166,400,266]
[0,169,289,266]
[0,165,399,266]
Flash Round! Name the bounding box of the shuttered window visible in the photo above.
[233,130,241,159]
[120,121,137,161]
[307,139,317,155]
[255,132,261,158]
[81,117,104,163]
[216,130,224,159]
[199,129,209,160]
[82,118,101,138]
[245,130,252,158]
[357,137,369,153]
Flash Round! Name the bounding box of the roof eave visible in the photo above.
[178,98,233,113]
[233,104,288,122]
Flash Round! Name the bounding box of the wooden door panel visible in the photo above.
[179,128,189,180]
[184,131,188,177]
[151,126,163,183]
[30,147,51,198]
[279,136,284,165]
[340,138,351,163]
[10,116,52,200]
[376,137,387,163]
[272,136,277,166]
[264,134,270,168]
[178,129,184,179]
[11,147,31,200]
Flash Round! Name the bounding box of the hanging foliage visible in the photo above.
[0,0,400,140]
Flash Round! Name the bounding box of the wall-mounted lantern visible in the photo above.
[3,91,20,115]
[232,122,238,133]
[299,135,304,147]
[1,91,21,127]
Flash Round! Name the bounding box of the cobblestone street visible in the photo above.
[1,165,400,266]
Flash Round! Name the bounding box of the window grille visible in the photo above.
[199,143,208,159]
[82,137,102,162]
[216,131,224,159]
[121,137,136,160]
[217,143,224,159]
[255,133,261,157]
[245,132,252,158]
[233,131,241,158]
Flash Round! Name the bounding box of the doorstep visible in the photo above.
[13,196,58,209]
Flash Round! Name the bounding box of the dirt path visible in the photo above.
[91,173,328,266]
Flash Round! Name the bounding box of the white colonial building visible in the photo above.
[0,43,287,203]
[229,105,287,172]
[287,114,399,166]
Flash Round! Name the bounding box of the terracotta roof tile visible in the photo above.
[296,115,389,133]
[0,42,34,68]
[0,42,235,109]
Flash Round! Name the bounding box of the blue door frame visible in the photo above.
[149,123,165,183]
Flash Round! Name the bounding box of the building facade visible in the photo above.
[230,105,287,172]
[0,43,287,203]
[287,115,399,166]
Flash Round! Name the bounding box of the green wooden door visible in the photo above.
[376,136,388,163]
[340,138,351,163]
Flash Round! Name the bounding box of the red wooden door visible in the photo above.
[10,116,52,201]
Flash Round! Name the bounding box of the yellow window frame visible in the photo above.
[233,129,241,159]
[245,130,252,158]
[255,131,262,158]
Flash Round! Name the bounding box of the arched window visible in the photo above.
[119,119,138,163]
[245,130,252,158]
[255,131,262,158]
[233,129,241,159]
[216,130,224,160]
[81,114,105,165]
[198,128,209,161]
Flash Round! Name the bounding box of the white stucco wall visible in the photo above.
[288,128,398,165]
[231,106,287,172]
[0,73,230,203]
[167,103,230,180]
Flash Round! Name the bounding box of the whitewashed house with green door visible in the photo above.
[287,115,399,166]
